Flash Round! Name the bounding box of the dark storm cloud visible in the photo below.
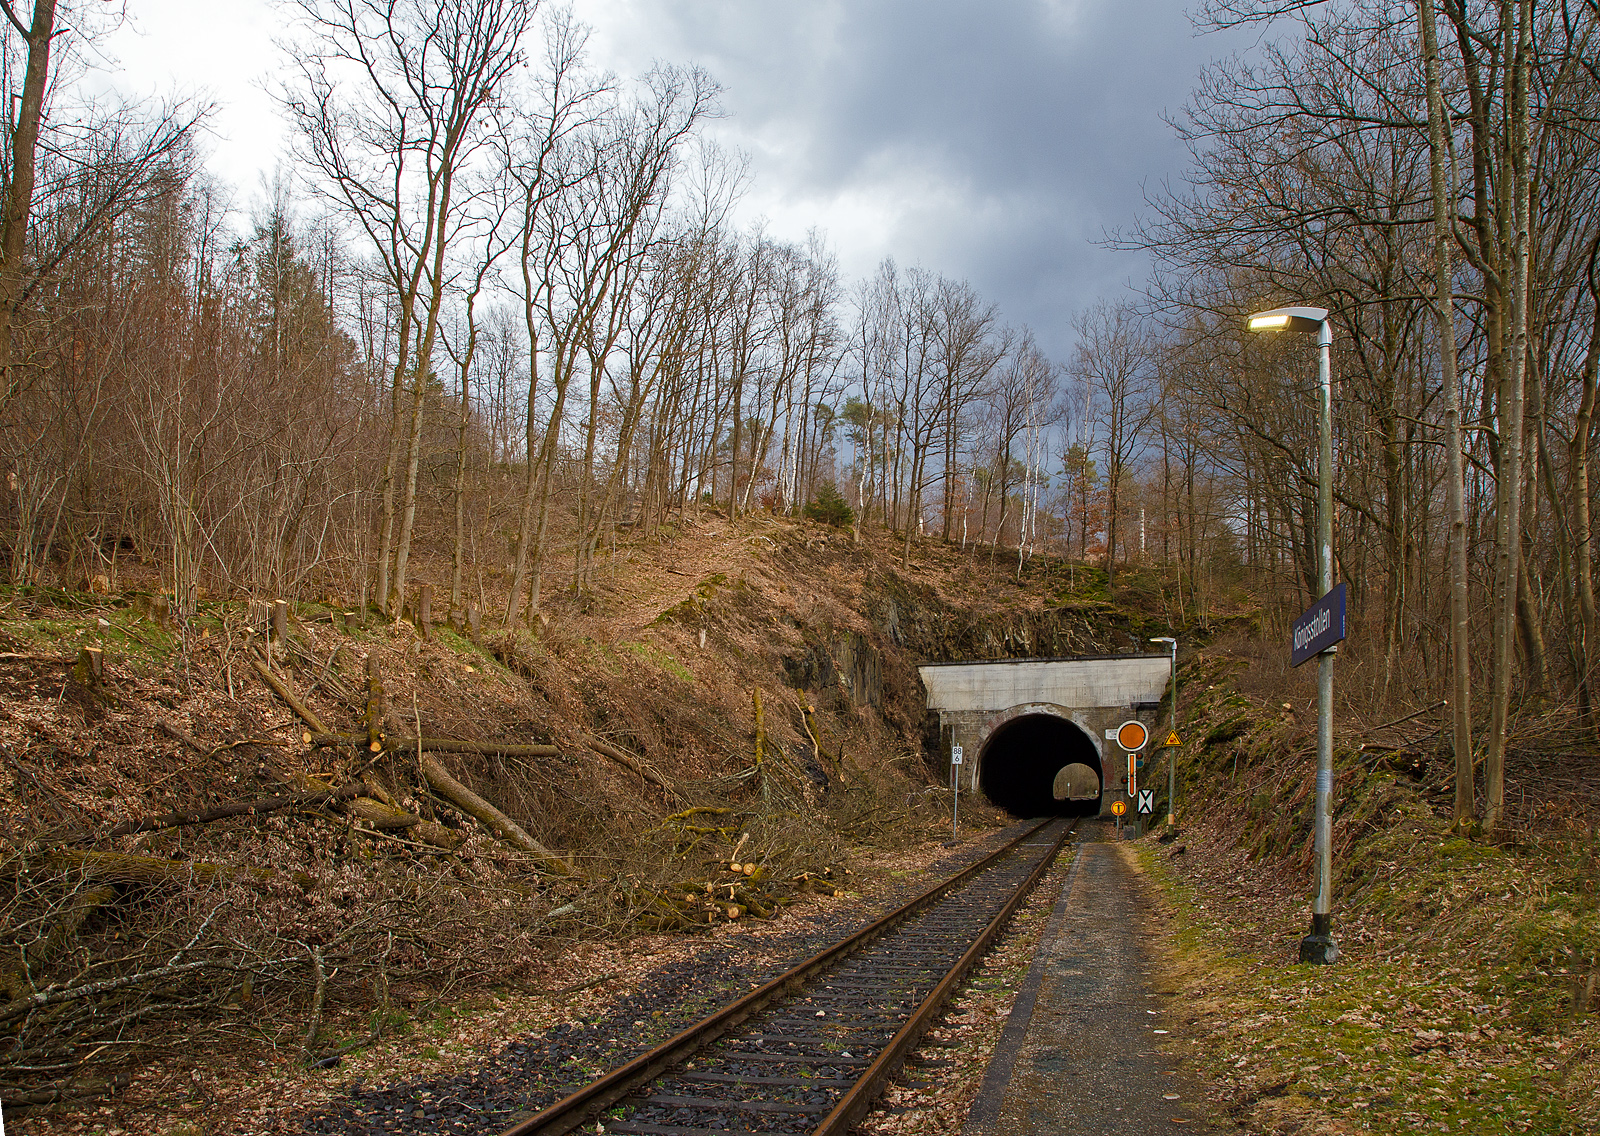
[589,1,1251,359]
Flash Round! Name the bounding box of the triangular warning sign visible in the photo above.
[1163,731,1182,747]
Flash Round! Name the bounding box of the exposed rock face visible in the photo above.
[784,631,883,709]
[780,567,1156,727]
[860,573,1156,664]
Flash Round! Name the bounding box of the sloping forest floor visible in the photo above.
[0,511,1595,1135]
[0,512,1158,1132]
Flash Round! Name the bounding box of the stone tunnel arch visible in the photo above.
[918,654,1170,819]
[976,705,1102,817]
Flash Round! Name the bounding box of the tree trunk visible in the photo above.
[1420,0,1476,826]
[0,0,57,418]
[1484,0,1533,835]
[1570,246,1600,739]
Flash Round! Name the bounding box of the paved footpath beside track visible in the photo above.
[963,824,1214,1136]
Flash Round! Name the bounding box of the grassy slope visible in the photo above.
[1141,652,1600,1135]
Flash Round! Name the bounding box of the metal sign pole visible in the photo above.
[1303,319,1339,966]
[950,744,963,839]
[1167,640,1178,825]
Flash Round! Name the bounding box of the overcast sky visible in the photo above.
[94,0,1253,361]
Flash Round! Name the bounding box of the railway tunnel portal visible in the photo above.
[918,655,1173,818]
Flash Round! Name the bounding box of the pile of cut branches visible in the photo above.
[614,807,852,932]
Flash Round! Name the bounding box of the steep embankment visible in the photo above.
[1139,649,1600,1135]
[0,511,1154,1122]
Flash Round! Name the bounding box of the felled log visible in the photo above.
[248,657,328,735]
[284,775,463,849]
[307,733,560,758]
[410,821,467,849]
[0,1074,129,1107]
[0,885,118,1002]
[792,872,838,896]
[291,774,419,829]
[155,718,206,752]
[420,755,574,876]
[346,796,423,830]
[583,734,674,794]
[665,807,734,824]
[106,782,371,837]
[40,850,272,887]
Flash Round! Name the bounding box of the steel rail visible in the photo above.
[812,820,1071,1136]
[498,818,1062,1136]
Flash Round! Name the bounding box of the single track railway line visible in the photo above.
[500,817,1074,1136]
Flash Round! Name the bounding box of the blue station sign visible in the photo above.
[1291,583,1347,667]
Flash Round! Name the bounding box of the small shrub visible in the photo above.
[803,482,854,528]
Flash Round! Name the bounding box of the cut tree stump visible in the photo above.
[70,646,104,687]
[271,600,289,659]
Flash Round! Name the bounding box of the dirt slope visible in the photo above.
[0,510,1158,1127]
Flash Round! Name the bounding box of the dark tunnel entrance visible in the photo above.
[977,713,1102,817]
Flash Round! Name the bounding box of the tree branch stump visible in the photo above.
[271,599,289,660]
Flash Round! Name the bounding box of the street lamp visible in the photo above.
[1248,303,1340,967]
[1150,636,1177,826]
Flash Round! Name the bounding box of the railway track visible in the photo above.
[501,817,1074,1136]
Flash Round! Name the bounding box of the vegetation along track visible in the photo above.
[502,817,1074,1136]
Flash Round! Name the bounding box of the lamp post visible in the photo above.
[1151,636,1177,826]
[1247,304,1340,966]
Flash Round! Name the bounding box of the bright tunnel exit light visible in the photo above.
[1248,313,1291,331]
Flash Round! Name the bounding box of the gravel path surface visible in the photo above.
[965,825,1214,1135]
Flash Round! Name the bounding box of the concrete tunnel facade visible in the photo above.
[918,655,1173,819]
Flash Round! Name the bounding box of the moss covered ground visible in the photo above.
[1136,654,1600,1134]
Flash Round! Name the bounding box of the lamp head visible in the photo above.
[1247,305,1329,335]
[1150,636,1176,645]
